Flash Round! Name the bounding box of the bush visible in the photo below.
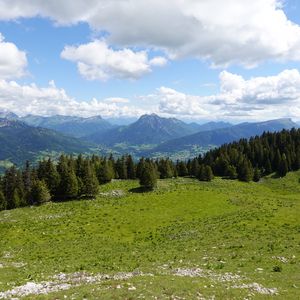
[273,265,282,272]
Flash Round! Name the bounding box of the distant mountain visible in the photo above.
[105,117,138,126]
[0,119,91,165]
[86,114,202,145]
[149,118,299,155]
[20,115,114,138]
[193,121,232,132]
[0,111,19,120]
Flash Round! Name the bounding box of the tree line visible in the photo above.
[0,128,300,211]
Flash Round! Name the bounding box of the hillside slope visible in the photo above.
[20,114,114,138]
[0,119,91,164]
[86,114,202,145]
[0,174,299,298]
[151,118,299,154]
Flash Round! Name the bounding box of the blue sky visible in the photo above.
[0,0,300,122]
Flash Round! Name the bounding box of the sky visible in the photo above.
[0,0,300,122]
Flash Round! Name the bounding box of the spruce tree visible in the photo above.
[57,156,78,200]
[139,161,157,190]
[177,161,188,177]
[253,167,261,182]
[30,180,51,204]
[204,165,214,181]
[0,190,7,211]
[197,164,205,181]
[44,159,60,198]
[97,159,114,183]
[238,159,254,182]
[277,154,289,177]
[190,159,200,177]
[226,165,237,179]
[126,155,136,179]
[80,161,99,198]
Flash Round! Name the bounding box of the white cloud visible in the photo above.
[1,0,300,66]
[155,69,300,121]
[61,40,167,80]
[0,33,27,79]
[0,80,144,117]
[104,97,130,104]
[1,69,300,121]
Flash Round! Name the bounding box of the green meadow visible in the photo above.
[0,172,299,299]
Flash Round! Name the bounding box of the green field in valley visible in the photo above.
[0,172,300,299]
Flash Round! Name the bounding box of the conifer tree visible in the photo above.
[264,158,273,175]
[22,161,32,203]
[277,154,289,177]
[226,165,238,179]
[126,155,136,179]
[204,165,214,181]
[57,156,78,200]
[253,167,261,182]
[177,161,188,177]
[139,161,157,190]
[80,160,99,198]
[44,158,60,198]
[0,190,7,211]
[190,158,200,177]
[30,180,51,204]
[97,159,114,183]
[238,159,254,182]
[115,157,128,179]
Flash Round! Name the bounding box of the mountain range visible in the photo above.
[0,110,299,167]
[148,118,299,156]
[20,114,114,138]
[0,118,91,165]
[85,114,209,145]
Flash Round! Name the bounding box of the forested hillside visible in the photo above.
[0,118,92,165]
[1,128,299,212]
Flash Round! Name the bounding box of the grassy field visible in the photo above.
[0,172,299,299]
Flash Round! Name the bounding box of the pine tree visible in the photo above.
[136,158,146,179]
[97,159,114,183]
[190,159,200,177]
[158,159,174,179]
[226,165,237,179]
[126,155,136,179]
[139,161,157,190]
[3,166,18,209]
[196,164,206,181]
[0,190,7,211]
[30,180,51,204]
[22,161,32,203]
[277,154,289,177]
[204,165,214,181]
[115,157,128,179]
[44,159,60,198]
[57,156,78,200]
[80,161,99,198]
[238,159,254,182]
[177,161,188,177]
[264,158,273,175]
[253,167,261,182]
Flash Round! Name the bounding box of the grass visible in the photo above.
[0,172,299,299]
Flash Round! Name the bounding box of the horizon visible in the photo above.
[0,109,299,126]
[0,1,300,122]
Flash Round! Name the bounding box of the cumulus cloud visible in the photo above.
[1,68,300,121]
[1,0,300,66]
[0,80,144,117]
[61,40,167,80]
[156,69,300,120]
[0,33,27,79]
